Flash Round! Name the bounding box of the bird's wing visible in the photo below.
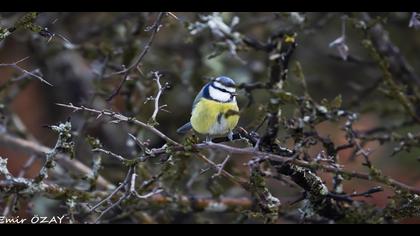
[192,83,209,109]
[177,83,209,135]
[176,122,192,134]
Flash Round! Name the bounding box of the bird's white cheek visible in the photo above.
[209,86,231,102]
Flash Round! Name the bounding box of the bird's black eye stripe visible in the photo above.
[211,84,233,94]
[219,81,235,88]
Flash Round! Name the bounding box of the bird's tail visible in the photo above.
[176,122,193,134]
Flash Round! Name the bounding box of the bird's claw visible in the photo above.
[228,131,234,141]
[205,135,213,143]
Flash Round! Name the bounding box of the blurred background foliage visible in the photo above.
[1,12,420,223]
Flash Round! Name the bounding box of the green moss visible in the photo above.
[338,204,384,224]
[86,136,103,149]
[0,12,44,42]
[249,166,281,223]
[384,191,420,219]
[0,27,11,40]
[362,39,418,121]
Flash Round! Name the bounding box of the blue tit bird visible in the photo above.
[177,76,240,142]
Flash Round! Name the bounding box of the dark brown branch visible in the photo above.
[0,180,252,213]
[105,12,165,78]
[105,65,129,101]
[195,142,420,195]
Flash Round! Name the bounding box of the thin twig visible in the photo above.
[106,65,129,102]
[327,186,384,203]
[212,154,231,178]
[56,103,251,190]
[195,142,420,195]
[56,103,180,146]
[90,166,162,223]
[92,148,127,162]
[18,155,37,178]
[105,12,165,78]
[0,132,113,189]
[0,57,52,86]
[194,153,249,189]
[150,71,168,124]
[89,175,129,213]
[0,179,252,212]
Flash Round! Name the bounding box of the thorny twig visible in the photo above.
[0,175,253,213]
[105,12,165,78]
[212,154,231,179]
[92,148,127,162]
[0,57,52,86]
[0,132,113,189]
[56,103,180,146]
[89,165,162,224]
[104,12,167,102]
[56,103,249,189]
[196,142,420,195]
[105,65,129,102]
[194,153,249,189]
[327,186,384,203]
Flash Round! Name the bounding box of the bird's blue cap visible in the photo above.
[214,76,235,87]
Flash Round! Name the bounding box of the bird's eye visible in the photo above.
[220,81,234,87]
[226,82,235,88]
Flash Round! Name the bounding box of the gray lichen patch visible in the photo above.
[35,121,74,183]
[0,157,12,179]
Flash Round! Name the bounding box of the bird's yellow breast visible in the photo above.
[190,98,239,135]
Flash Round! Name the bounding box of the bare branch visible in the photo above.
[212,154,231,179]
[0,178,252,212]
[194,152,249,189]
[196,142,420,195]
[92,148,127,162]
[89,166,162,223]
[0,132,113,190]
[105,12,165,78]
[150,71,168,124]
[0,57,52,86]
[56,103,180,146]
[105,65,129,102]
